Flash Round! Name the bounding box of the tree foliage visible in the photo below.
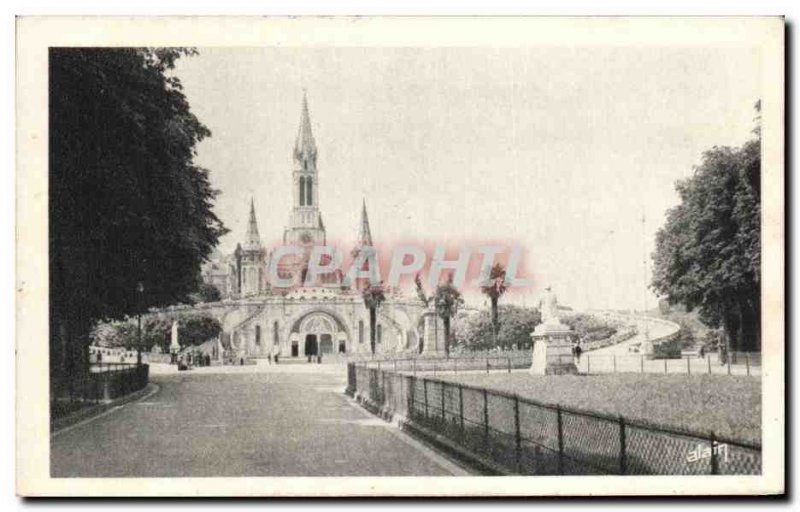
[49,48,227,375]
[480,263,508,336]
[651,102,761,352]
[91,312,222,353]
[192,282,223,304]
[362,283,387,355]
[454,305,541,351]
[433,274,465,356]
[560,312,619,343]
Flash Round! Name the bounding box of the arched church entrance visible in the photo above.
[291,310,348,356]
[304,334,318,356]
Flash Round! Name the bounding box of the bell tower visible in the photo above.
[284,91,326,246]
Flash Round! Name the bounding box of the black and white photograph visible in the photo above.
[14,16,784,497]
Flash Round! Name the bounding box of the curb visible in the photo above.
[51,382,159,435]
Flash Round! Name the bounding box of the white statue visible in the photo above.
[170,320,180,353]
[540,286,560,325]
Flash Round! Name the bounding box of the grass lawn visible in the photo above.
[436,373,761,445]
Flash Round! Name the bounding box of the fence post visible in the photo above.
[408,375,415,417]
[458,384,464,432]
[664,358,668,374]
[413,358,417,376]
[618,416,627,475]
[727,356,731,375]
[423,379,429,420]
[514,395,522,473]
[483,388,489,448]
[708,355,711,375]
[441,382,446,423]
[587,355,591,374]
[486,358,489,374]
[508,357,512,374]
[433,361,437,376]
[746,353,750,376]
[394,359,397,372]
[710,432,719,475]
[556,404,564,474]
[641,355,644,373]
[454,358,457,375]
[613,355,617,373]
[687,356,691,375]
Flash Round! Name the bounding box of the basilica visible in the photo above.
[199,94,430,360]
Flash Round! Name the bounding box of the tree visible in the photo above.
[362,283,386,355]
[651,102,761,352]
[454,305,541,351]
[414,273,430,307]
[180,314,223,346]
[433,274,465,357]
[480,263,508,338]
[49,48,227,376]
[560,312,619,343]
[193,282,222,304]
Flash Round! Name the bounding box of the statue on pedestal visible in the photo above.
[530,286,578,375]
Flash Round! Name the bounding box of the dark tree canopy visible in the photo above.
[651,103,760,352]
[50,48,226,374]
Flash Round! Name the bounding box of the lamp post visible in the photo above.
[136,281,144,366]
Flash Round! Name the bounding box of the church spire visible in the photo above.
[293,90,317,162]
[244,197,262,251]
[358,199,373,246]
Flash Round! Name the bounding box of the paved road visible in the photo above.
[576,316,758,376]
[51,364,463,477]
[589,315,678,357]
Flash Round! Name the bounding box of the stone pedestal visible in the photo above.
[529,321,578,375]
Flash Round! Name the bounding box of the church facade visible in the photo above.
[199,94,428,360]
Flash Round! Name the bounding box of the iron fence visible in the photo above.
[348,362,761,475]
[359,351,761,377]
[50,364,150,427]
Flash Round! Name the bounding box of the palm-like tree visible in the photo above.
[434,274,465,357]
[362,283,386,355]
[480,263,508,341]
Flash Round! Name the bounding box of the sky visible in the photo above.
[172,46,760,310]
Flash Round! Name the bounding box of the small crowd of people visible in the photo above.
[177,351,212,371]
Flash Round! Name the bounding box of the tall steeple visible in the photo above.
[358,199,373,246]
[285,91,326,246]
[244,197,262,251]
[293,90,317,164]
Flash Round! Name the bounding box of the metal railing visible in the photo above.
[89,362,140,373]
[357,352,761,377]
[359,355,532,376]
[50,364,150,427]
[347,362,761,475]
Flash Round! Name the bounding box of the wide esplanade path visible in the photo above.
[51,363,466,477]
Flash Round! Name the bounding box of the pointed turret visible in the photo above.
[243,197,262,251]
[358,199,374,246]
[293,91,317,163]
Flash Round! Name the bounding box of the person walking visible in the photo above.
[574,343,583,365]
